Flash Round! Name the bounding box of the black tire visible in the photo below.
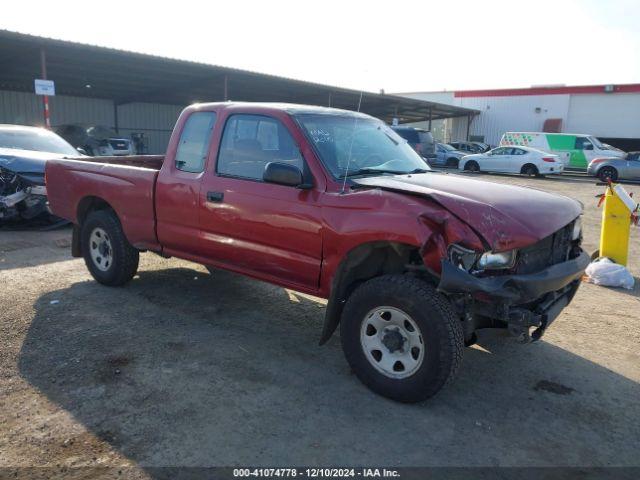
[446,158,459,168]
[340,275,464,403]
[464,160,480,172]
[81,210,139,286]
[521,164,538,176]
[598,166,618,183]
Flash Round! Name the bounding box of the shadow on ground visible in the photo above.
[18,267,640,471]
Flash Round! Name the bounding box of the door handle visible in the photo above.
[207,191,224,203]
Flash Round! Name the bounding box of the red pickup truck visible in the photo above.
[46,102,589,402]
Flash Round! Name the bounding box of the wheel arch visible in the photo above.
[72,196,118,257]
[319,241,425,345]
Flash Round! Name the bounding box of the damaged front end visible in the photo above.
[0,165,48,223]
[438,219,588,343]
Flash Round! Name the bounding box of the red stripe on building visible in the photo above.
[454,84,640,98]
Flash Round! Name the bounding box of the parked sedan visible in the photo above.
[459,146,564,176]
[587,152,640,182]
[432,143,467,168]
[0,125,80,223]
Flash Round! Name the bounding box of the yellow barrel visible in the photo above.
[599,184,634,266]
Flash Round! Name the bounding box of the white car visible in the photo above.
[459,146,564,176]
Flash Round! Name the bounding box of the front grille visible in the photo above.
[109,140,129,150]
[516,221,575,275]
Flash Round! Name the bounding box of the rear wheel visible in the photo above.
[598,166,618,182]
[340,275,463,403]
[81,210,139,286]
[464,160,480,172]
[446,157,459,168]
[521,164,538,176]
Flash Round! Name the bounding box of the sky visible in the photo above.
[2,0,639,94]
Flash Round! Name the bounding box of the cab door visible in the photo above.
[156,110,217,256]
[198,111,323,292]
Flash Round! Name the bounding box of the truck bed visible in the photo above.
[46,156,164,251]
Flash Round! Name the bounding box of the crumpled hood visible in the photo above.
[0,148,66,185]
[0,148,63,173]
[354,172,582,251]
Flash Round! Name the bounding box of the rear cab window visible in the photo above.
[175,111,217,173]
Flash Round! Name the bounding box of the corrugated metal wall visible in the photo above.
[566,93,640,138]
[400,90,640,145]
[455,94,571,145]
[0,90,183,154]
[117,103,183,154]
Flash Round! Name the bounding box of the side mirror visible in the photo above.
[583,143,594,151]
[76,147,87,155]
[263,162,309,188]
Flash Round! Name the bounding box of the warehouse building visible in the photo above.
[400,84,640,151]
[0,30,477,154]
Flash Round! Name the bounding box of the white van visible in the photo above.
[500,132,625,169]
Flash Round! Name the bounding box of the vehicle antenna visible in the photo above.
[341,91,364,194]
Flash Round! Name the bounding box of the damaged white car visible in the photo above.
[0,125,81,223]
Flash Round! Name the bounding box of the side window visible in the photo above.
[217,114,304,181]
[492,147,505,155]
[513,148,526,155]
[175,111,217,173]
[575,137,593,151]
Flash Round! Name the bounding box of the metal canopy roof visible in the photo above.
[0,30,478,123]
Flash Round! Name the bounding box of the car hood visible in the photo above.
[0,148,70,185]
[354,172,582,251]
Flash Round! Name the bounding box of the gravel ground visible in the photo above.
[0,173,638,478]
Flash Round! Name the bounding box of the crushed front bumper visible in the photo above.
[437,250,590,342]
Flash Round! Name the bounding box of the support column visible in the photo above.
[223,74,229,101]
[40,47,50,128]
[113,102,119,134]
[428,108,432,131]
[466,114,473,140]
[328,92,332,107]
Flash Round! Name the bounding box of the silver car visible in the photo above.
[432,143,467,168]
[587,152,640,182]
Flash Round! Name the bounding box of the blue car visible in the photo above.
[432,143,468,168]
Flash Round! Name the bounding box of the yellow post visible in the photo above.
[599,184,636,266]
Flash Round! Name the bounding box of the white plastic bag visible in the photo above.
[585,258,635,290]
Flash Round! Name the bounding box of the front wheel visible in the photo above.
[81,210,139,286]
[446,158,459,168]
[340,275,464,403]
[464,160,480,172]
[598,166,618,182]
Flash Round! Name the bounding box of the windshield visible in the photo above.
[588,136,605,149]
[440,143,456,151]
[295,114,430,177]
[0,128,78,155]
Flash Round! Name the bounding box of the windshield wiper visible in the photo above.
[344,168,405,177]
[345,167,429,177]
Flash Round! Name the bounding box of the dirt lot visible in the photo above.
[1,173,638,477]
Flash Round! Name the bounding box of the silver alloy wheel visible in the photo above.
[360,306,425,379]
[89,227,113,272]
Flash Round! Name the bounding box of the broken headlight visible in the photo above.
[477,250,517,270]
[448,244,479,271]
